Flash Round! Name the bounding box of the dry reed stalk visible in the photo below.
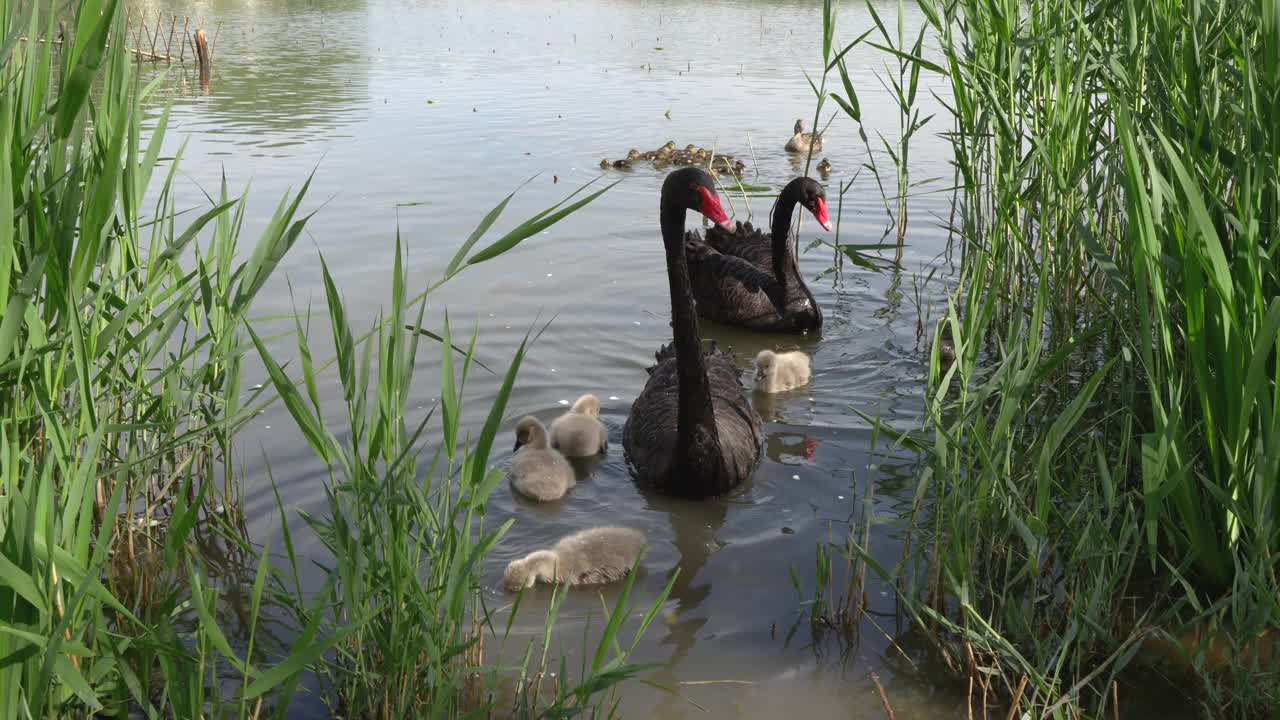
[150,9,161,55]
[208,22,221,62]
[967,674,974,720]
[50,561,79,669]
[870,672,895,720]
[983,673,989,720]
[1004,675,1027,720]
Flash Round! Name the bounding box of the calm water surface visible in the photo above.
[140,0,967,715]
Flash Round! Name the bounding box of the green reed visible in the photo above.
[816,0,1280,715]
[252,233,669,717]
[1,0,663,716]
[0,0,313,712]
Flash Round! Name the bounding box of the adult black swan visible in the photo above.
[686,177,831,333]
[623,168,768,499]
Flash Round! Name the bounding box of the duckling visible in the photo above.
[510,416,575,501]
[684,144,696,153]
[599,158,610,170]
[503,526,646,591]
[612,159,633,169]
[626,148,642,161]
[936,321,957,369]
[549,394,609,457]
[695,148,711,162]
[785,118,824,153]
[754,350,811,393]
[733,159,746,174]
[662,141,677,152]
[641,150,657,160]
[817,157,832,174]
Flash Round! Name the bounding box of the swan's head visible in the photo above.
[793,118,806,134]
[571,394,601,417]
[513,416,549,452]
[503,550,559,591]
[786,176,832,231]
[663,167,735,232]
[754,350,778,383]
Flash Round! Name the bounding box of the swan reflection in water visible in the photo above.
[635,486,730,716]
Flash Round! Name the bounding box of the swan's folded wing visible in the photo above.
[685,238,788,315]
[704,221,771,266]
[648,342,677,374]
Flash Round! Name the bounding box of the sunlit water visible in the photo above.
[135,0,976,715]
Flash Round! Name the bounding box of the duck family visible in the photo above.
[502,124,836,593]
[600,140,748,175]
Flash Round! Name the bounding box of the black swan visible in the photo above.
[686,176,831,333]
[622,168,766,499]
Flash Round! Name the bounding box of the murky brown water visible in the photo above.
[138,0,970,715]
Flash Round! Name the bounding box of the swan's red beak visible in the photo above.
[813,197,833,231]
[696,185,736,232]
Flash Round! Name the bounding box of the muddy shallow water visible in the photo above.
[136,0,981,715]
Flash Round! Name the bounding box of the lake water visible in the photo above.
[138,0,969,715]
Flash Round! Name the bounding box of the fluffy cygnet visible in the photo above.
[510,416,575,501]
[754,350,811,393]
[503,527,646,591]
[549,394,609,457]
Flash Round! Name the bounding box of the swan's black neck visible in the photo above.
[770,190,801,289]
[659,197,719,459]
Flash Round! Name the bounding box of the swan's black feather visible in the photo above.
[624,344,762,498]
[688,202,822,332]
[623,167,765,499]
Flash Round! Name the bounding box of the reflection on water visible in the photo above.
[133,0,968,715]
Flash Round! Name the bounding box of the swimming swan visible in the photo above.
[687,177,831,333]
[622,168,765,498]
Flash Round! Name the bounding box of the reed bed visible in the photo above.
[815,0,1280,715]
[1,0,663,716]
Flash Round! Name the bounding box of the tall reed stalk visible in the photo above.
[820,0,1279,714]
[1,1,665,715]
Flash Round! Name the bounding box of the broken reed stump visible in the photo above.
[194,29,210,69]
[194,28,211,92]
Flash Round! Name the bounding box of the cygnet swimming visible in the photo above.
[503,526,646,591]
[549,394,609,457]
[510,416,575,501]
[754,350,811,393]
